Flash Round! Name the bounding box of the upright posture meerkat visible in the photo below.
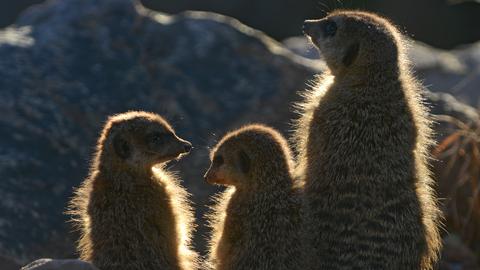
[69,111,199,270]
[296,11,442,270]
[204,124,302,270]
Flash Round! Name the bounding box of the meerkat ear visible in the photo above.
[113,134,131,160]
[342,42,360,67]
[237,150,250,174]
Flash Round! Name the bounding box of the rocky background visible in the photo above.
[0,0,479,269]
[3,0,480,49]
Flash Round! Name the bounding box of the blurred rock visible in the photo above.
[283,36,320,60]
[283,36,480,107]
[0,0,478,267]
[140,0,480,49]
[0,254,21,270]
[439,235,480,270]
[3,0,480,49]
[427,91,479,133]
[411,42,480,108]
[0,0,45,28]
[22,259,98,270]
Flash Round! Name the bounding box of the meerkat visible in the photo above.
[68,111,199,270]
[204,124,303,270]
[295,11,442,270]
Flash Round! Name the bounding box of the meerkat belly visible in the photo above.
[306,183,425,269]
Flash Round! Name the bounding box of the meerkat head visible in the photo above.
[98,111,192,170]
[303,11,403,77]
[204,124,293,190]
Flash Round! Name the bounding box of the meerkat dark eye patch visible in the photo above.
[147,132,170,145]
[113,135,131,159]
[213,155,224,166]
[237,150,250,174]
[323,20,337,37]
[342,42,360,67]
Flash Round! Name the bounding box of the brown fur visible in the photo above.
[295,11,442,270]
[68,111,199,270]
[204,124,303,270]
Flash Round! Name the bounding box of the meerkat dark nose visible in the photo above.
[183,142,192,153]
[302,20,317,36]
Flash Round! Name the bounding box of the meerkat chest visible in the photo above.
[226,197,289,240]
[102,182,173,228]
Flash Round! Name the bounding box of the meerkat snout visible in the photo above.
[204,153,236,185]
[303,19,337,40]
[203,169,215,183]
[153,134,192,159]
[183,141,193,153]
[302,20,316,36]
[203,166,214,183]
[146,133,190,163]
[170,136,192,158]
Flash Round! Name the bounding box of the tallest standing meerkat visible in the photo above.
[296,11,442,269]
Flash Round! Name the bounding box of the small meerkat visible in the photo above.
[68,111,199,270]
[204,124,303,270]
[295,11,442,270]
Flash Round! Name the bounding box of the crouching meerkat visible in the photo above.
[296,11,442,270]
[69,111,199,270]
[204,124,303,270]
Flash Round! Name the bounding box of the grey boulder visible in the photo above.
[22,259,98,270]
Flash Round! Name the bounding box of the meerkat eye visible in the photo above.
[323,20,337,37]
[213,155,224,166]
